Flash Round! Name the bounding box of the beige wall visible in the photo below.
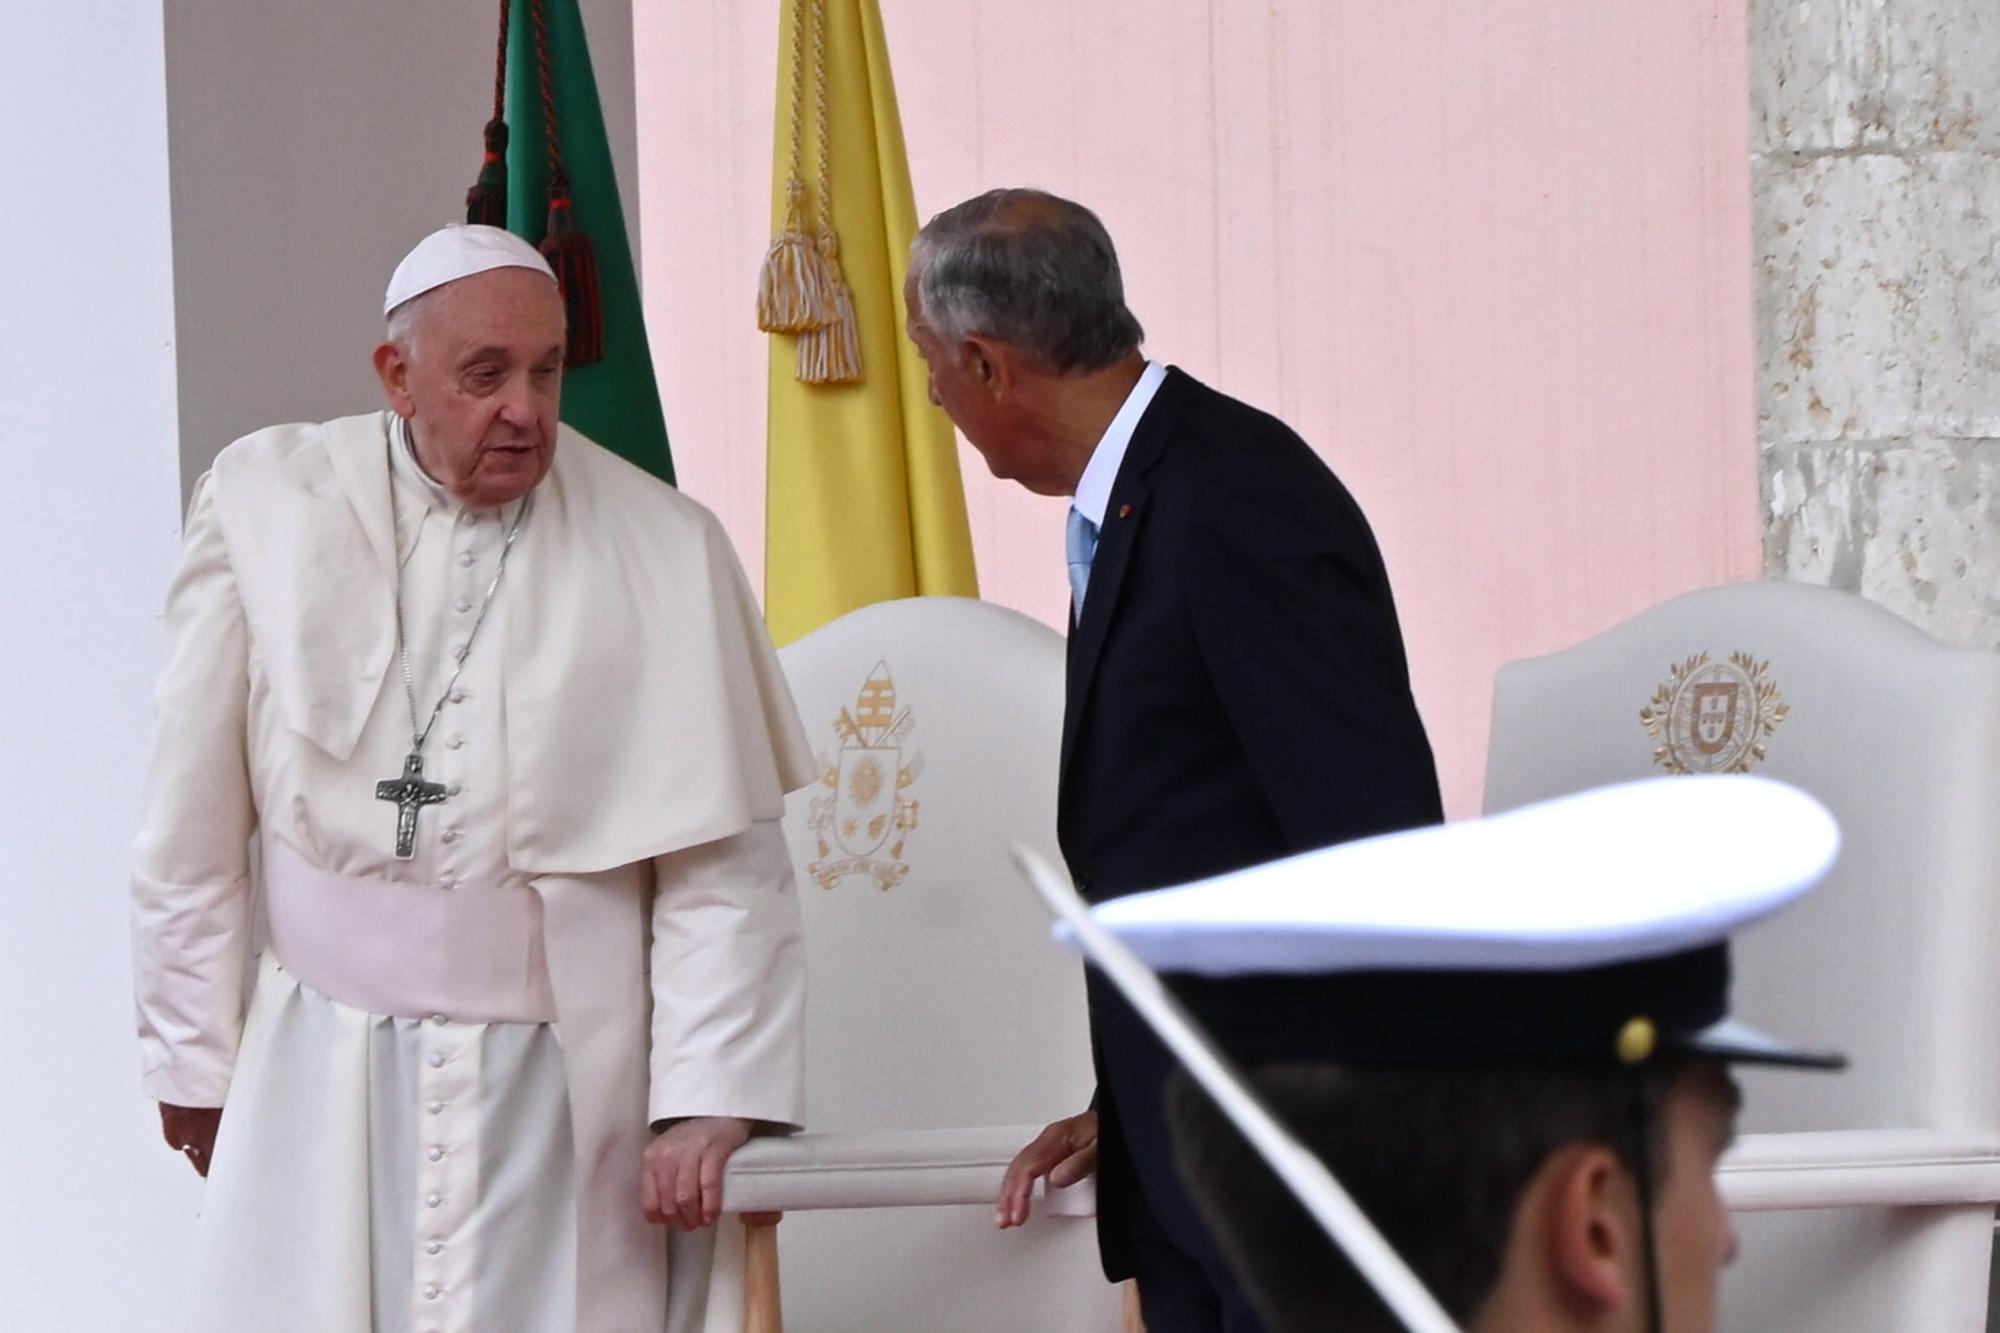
[636,1,1765,815]
[165,0,638,503]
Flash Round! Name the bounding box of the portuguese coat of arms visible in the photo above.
[1639,651,1788,775]
[808,661,922,890]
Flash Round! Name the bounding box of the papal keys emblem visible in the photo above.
[1639,651,1788,775]
[808,661,923,890]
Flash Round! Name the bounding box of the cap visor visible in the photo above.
[1678,1016,1846,1071]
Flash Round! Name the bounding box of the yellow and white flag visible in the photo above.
[759,0,978,647]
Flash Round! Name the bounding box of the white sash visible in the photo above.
[262,839,556,1024]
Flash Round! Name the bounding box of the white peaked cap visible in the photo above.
[1012,775,1845,1333]
[383,224,557,316]
[1076,775,1840,978]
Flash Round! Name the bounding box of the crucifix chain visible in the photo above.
[375,414,531,858]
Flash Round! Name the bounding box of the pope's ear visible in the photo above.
[373,341,415,418]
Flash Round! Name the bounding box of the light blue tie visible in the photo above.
[1066,506,1100,614]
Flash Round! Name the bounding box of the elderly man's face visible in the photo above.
[903,278,1048,490]
[375,267,566,509]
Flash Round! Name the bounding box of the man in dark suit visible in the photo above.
[903,188,1443,1332]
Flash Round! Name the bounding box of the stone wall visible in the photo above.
[1752,0,2000,643]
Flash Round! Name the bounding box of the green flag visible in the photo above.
[499,0,673,485]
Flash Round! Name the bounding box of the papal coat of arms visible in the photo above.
[1639,651,1788,775]
[808,661,922,890]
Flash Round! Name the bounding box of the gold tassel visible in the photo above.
[767,0,862,386]
[797,228,861,384]
[758,179,834,334]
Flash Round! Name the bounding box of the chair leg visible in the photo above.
[743,1214,783,1333]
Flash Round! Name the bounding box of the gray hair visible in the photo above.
[909,188,1144,374]
[383,289,434,358]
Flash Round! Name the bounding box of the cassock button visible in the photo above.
[426,1240,445,1256]
[447,689,467,704]
[429,1052,447,1068]
[428,1145,446,1162]
[458,552,476,568]
[423,1283,441,1300]
[453,597,473,614]
[447,783,463,797]
[446,735,465,750]
[430,1013,449,1025]
[441,828,463,844]
[426,1100,445,1115]
[425,1192,443,1209]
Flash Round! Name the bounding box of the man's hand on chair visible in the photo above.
[996,1110,1099,1229]
[643,1116,754,1230]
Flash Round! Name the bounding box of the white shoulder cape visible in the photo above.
[208,412,815,872]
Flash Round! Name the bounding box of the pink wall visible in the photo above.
[634,1,1761,816]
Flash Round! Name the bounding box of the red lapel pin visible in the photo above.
[1118,503,1134,519]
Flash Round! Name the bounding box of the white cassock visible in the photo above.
[131,412,816,1333]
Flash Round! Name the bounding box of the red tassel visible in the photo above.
[540,192,603,366]
[464,119,510,227]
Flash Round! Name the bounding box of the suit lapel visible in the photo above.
[1059,370,1189,781]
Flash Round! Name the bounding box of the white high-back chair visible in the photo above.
[1485,582,2000,1332]
[721,597,1124,1332]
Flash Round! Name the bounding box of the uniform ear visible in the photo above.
[1536,1143,1640,1320]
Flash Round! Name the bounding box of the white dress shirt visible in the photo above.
[1072,359,1168,528]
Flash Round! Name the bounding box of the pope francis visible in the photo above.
[130,225,814,1332]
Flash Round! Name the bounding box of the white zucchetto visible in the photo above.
[384,224,556,316]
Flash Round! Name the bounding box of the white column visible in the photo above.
[0,6,194,1327]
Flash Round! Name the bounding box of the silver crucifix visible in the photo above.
[375,751,448,860]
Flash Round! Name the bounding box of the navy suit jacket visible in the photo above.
[1057,367,1443,1279]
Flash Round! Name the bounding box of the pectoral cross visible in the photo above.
[376,751,448,860]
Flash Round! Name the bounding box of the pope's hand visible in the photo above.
[995,1110,1099,1229]
[159,1102,223,1178]
[642,1116,755,1229]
